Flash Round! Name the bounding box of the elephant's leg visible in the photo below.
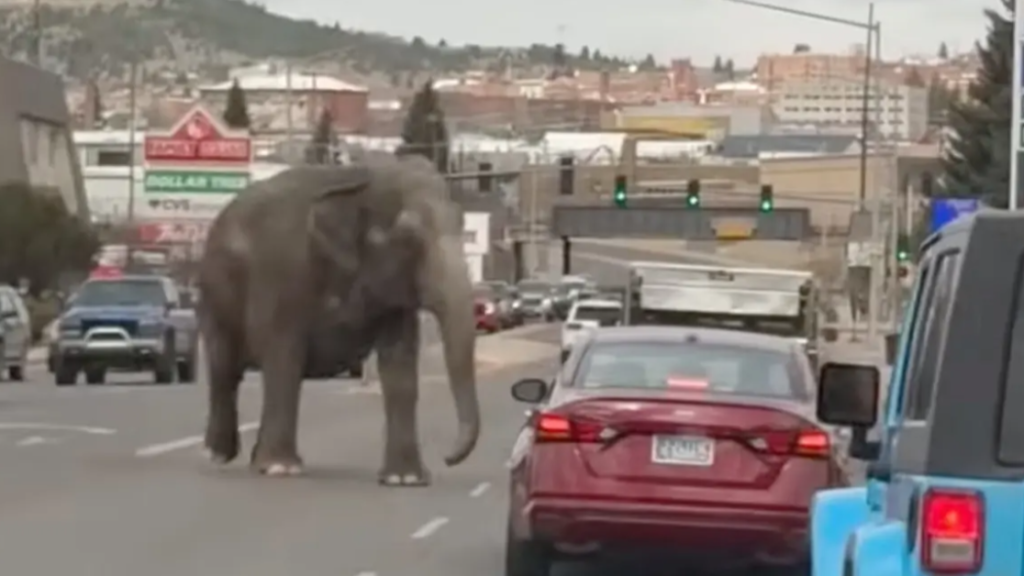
[202,316,245,464]
[376,312,429,487]
[251,321,307,476]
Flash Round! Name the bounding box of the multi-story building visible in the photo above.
[756,49,867,89]
[772,77,928,141]
[0,56,87,217]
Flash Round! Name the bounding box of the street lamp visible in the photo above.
[719,0,887,340]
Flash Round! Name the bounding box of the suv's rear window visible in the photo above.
[572,306,622,326]
[74,280,167,307]
[575,341,803,399]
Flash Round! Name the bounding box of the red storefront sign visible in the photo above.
[136,222,210,244]
[143,106,251,164]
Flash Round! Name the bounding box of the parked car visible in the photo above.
[515,279,553,320]
[476,282,523,329]
[0,285,31,381]
[474,297,502,333]
[49,275,199,386]
[505,325,847,576]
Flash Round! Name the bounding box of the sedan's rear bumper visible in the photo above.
[523,496,808,561]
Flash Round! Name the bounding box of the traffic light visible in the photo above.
[896,232,911,262]
[759,184,774,212]
[613,175,627,207]
[685,179,700,208]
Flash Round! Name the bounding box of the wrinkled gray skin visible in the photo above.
[196,153,479,486]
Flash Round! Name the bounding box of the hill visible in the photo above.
[0,0,633,79]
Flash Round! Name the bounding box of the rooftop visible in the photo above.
[200,74,367,93]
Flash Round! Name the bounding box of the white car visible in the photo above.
[560,298,623,361]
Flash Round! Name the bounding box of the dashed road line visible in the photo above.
[469,481,491,498]
[410,516,449,539]
[135,421,259,457]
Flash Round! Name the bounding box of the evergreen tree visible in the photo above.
[399,81,449,174]
[724,58,735,79]
[0,182,98,297]
[88,79,104,128]
[579,46,590,60]
[712,55,723,72]
[552,43,567,68]
[305,109,336,164]
[640,54,656,70]
[938,41,950,59]
[940,0,1012,205]
[222,79,251,129]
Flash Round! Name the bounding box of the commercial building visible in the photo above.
[772,77,928,141]
[0,56,88,217]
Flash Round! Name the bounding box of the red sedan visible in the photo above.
[504,326,849,576]
[475,298,501,333]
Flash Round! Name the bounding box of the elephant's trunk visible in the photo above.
[425,237,480,466]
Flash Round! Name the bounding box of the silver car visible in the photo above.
[0,285,31,381]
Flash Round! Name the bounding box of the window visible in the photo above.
[74,280,168,307]
[998,254,1024,464]
[902,251,961,421]
[570,305,622,327]
[96,150,132,166]
[574,341,804,399]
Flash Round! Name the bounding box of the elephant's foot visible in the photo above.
[203,424,240,464]
[250,444,304,477]
[378,459,431,487]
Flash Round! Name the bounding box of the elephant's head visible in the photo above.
[309,158,480,466]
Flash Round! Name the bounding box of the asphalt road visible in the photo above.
[0,325,566,576]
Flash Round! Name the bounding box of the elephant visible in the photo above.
[195,153,480,486]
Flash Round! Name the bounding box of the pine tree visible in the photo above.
[938,42,950,59]
[222,79,251,130]
[579,46,590,60]
[713,55,723,72]
[399,81,449,174]
[87,79,104,128]
[305,109,336,164]
[724,58,735,80]
[940,0,1012,205]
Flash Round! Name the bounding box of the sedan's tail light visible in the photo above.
[746,429,830,458]
[921,489,984,574]
[534,412,603,443]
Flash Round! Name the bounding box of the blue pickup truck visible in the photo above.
[810,211,1024,576]
[50,275,198,385]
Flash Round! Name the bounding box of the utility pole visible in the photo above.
[866,21,884,340]
[285,61,294,162]
[856,3,875,208]
[126,57,138,223]
[1012,2,1024,209]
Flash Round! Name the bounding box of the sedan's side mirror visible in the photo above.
[511,378,549,404]
[816,362,880,428]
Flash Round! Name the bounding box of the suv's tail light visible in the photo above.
[534,412,603,443]
[747,429,830,458]
[921,489,983,574]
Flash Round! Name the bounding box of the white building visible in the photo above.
[772,78,928,141]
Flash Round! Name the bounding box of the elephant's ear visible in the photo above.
[313,165,373,199]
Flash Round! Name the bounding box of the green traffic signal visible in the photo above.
[613,174,627,208]
[896,232,911,262]
[686,194,700,208]
[614,190,627,207]
[759,199,773,212]
[897,250,910,262]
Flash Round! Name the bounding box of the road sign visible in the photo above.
[136,221,211,244]
[144,105,251,164]
[142,195,230,219]
[143,170,249,193]
[929,197,981,234]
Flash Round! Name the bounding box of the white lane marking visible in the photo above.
[353,572,377,576]
[410,516,449,539]
[469,481,491,498]
[0,423,115,435]
[17,436,56,447]
[135,422,259,457]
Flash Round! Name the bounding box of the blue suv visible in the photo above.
[810,211,1023,576]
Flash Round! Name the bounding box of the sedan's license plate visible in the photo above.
[651,435,714,466]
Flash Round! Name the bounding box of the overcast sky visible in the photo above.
[262,0,991,65]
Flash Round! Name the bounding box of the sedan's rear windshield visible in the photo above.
[572,306,622,326]
[575,341,803,399]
